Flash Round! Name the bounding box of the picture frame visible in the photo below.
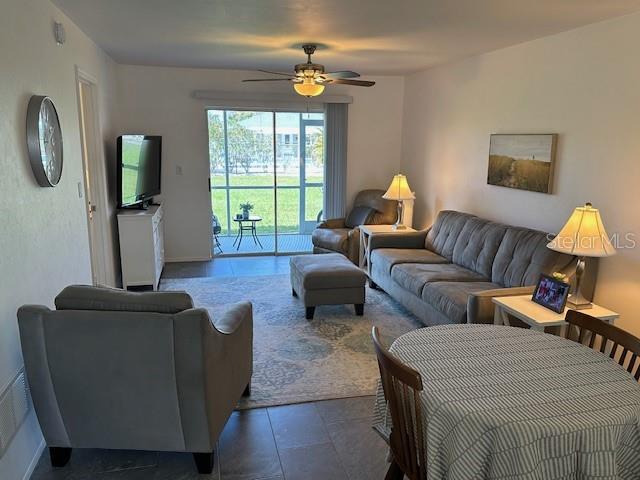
[531,274,571,314]
[487,134,557,194]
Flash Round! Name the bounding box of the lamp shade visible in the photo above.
[382,174,414,201]
[293,79,325,97]
[547,203,616,257]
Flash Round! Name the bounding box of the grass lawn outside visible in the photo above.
[121,142,141,205]
[212,174,323,235]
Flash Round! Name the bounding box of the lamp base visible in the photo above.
[390,201,407,231]
[567,256,592,309]
[566,293,593,310]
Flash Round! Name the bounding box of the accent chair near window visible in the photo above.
[312,189,397,263]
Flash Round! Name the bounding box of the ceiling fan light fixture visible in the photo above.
[293,78,325,97]
[243,44,373,93]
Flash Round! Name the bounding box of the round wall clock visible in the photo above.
[26,95,64,187]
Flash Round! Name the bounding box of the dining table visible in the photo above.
[372,324,640,480]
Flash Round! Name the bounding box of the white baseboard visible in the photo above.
[165,255,211,263]
[22,439,44,480]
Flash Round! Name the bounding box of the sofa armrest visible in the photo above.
[467,286,535,325]
[317,218,346,229]
[202,302,253,379]
[368,230,428,250]
[178,303,253,447]
[214,301,253,335]
[346,227,361,264]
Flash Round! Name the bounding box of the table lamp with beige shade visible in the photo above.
[382,174,415,230]
[547,202,616,309]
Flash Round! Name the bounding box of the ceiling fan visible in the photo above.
[242,44,375,97]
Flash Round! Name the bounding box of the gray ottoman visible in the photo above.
[290,253,366,319]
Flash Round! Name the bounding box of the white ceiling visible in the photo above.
[52,0,640,75]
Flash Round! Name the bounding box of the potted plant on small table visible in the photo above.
[240,202,254,220]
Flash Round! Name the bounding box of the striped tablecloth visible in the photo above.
[373,324,640,479]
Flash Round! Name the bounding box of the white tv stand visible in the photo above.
[117,204,165,290]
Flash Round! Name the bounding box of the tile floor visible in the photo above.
[31,397,389,480]
[161,256,293,281]
[31,256,391,480]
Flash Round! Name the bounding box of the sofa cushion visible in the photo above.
[290,253,365,290]
[371,248,449,275]
[421,281,502,324]
[451,217,507,278]
[391,263,487,297]
[345,206,376,228]
[492,227,575,287]
[55,285,193,314]
[311,228,350,253]
[425,211,477,260]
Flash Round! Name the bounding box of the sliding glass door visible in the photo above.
[208,109,324,256]
[274,112,324,254]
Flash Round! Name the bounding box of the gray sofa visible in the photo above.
[368,210,580,326]
[17,285,253,474]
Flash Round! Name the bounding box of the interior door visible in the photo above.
[77,77,109,284]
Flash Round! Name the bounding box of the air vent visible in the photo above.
[12,372,29,427]
[0,390,15,453]
[0,369,31,458]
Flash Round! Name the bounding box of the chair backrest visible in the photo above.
[424,210,576,286]
[353,189,397,224]
[372,326,425,480]
[565,310,640,381]
[17,286,218,452]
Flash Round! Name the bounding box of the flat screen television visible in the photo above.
[117,135,162,208]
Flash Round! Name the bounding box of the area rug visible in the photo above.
[160,274,421,409]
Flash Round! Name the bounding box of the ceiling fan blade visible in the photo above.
[323,71,360,79]
[327,79,375,87]
[258,69,295,77]
[242,78,294,82]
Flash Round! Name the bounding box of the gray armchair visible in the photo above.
[312,189,397,264]
[17,285,253,474]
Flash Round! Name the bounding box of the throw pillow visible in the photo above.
[345,206,376,228]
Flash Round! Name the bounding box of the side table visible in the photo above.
[232,215,263,251]
[492,294,619,332]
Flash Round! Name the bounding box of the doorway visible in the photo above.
[208,109,325,256]
[76,68,111,284]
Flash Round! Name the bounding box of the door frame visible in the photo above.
[75,66,111,285]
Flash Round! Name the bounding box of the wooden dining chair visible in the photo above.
[565,310,640,380]
[372,326,425,480]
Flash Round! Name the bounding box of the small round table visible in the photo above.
[232,215,263,250]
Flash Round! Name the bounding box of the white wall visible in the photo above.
[400,13,640,335]
[0,0,117,477]
[115,65,404,261]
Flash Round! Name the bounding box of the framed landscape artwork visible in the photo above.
[487,134,557,194]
